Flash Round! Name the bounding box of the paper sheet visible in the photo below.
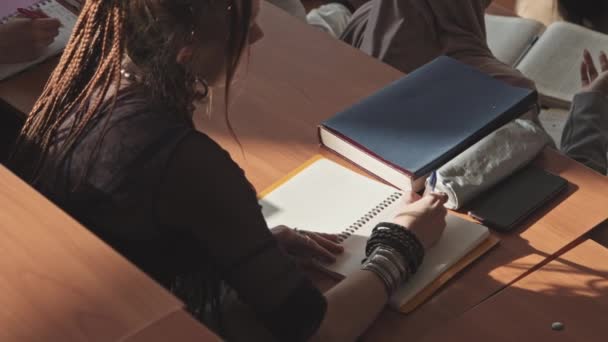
[518,22,608,107]
[485,14,545,67]
[261,158,490,311]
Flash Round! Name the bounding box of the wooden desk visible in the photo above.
[0,4,514,117]
[199,4,608,340]
[0,2,606,341]
[0,57,56,116]
[420,240,608,342]
[0,165,184,341]
[123,310,222,342]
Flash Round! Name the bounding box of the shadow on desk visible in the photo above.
[0,100,25,163]
[363,232,607,341]
[218,233,608,342]
[361,179,599,340]
[419,240,608,342]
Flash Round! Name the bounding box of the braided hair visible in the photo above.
[11,0,252,183]
[10,0,252,329]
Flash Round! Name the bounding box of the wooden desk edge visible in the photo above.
[121,310,222,342]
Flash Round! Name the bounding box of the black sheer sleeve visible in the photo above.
[155,131,326,341]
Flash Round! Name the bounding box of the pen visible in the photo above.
[17,8,49,19]
[428,170,437,193]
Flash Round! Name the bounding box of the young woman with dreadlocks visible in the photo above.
[9,0,448,340]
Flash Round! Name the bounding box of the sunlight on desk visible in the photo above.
[421,240,608,342]
[511,258,608,298]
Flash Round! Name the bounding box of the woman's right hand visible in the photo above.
[391,192,448,251]
[0,18,61,64]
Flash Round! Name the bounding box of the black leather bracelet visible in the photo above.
[374,222,425,261]
[366,222,425,274]
[367,232,420,274]
[374,223,425,265]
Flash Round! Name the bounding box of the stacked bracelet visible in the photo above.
[361,246,409,294]
[361,222,426,295]
[366,222,425,274]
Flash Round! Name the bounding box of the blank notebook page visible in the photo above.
[261,159,403,277]
[485,14,545,66]
[517,22,608,104]
[261,158,490,309]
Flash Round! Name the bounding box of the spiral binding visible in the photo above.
[1,0,54,23]
[337,192,403,243]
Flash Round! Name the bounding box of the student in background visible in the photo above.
[273,0,534,90]
[0,18,61,64]
[561,49,608,175]
[267,0,355,37]
[558,0,608,33]
[9,0,448,341]
[0,18,61,162]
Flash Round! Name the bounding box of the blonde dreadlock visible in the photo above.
[12,0,125,180]
[11,0,252,183]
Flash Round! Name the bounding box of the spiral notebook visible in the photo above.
[260,156,498,313]
[0,0,78,80]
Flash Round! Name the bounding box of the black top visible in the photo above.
[36,89,327,341]
[0,101,25,163]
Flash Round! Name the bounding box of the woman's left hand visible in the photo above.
[271,226,344,263]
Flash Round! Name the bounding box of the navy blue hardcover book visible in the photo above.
[319,56,537,191]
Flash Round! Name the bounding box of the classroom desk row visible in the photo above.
[0,1,607,341]
[421,240,608,342]
[202,4,608,340]
[0,165,220,341]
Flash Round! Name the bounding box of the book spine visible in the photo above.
[319,126,418,191]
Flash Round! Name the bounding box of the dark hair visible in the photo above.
[558,0,607,27]
[11,0,252,182]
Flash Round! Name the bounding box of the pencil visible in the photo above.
[17,8,49,19]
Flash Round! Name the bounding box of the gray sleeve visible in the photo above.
[561,92,608,175]
[265,0,307,19]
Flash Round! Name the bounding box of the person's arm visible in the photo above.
[313,193,447,341]
[156,132,328,341]
[0,18,61,64]
[561,92,608,174]
[157,132,447,341]
[312,269,387,341]
[561,50,608,175]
